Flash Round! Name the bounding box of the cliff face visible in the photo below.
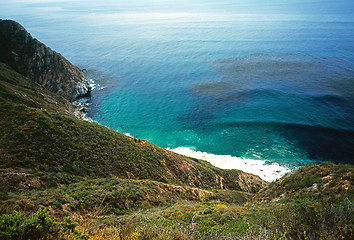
[0,19,90,101]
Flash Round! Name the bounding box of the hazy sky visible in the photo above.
[1,0,353,16]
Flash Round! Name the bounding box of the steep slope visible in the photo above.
[0,19,90,101]
[0,62,74,116]
[253,162,353,203]
[245,162,353,239]
[0,62,265,192]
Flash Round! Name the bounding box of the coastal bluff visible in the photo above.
[0,19,266,192]
[0,19,352,239]
[0,19,90,101]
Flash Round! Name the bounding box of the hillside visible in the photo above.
[0,20,353,240]
[253,163,353,204]
[0,63,265,193]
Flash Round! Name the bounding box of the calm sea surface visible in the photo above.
[1,0,353,180]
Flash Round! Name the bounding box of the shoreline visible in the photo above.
[167,146,295,182]
[72,97,95,122]
[81,104,299,182]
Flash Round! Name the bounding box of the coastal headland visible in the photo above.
[0,20,352,239]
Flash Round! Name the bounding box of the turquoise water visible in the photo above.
[1,0,353,180]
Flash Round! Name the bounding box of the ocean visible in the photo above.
[1,0,353,181]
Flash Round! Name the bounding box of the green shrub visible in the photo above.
[0,191,10,201]
[290,199,321,237]
[321,198,354,239]
[0,208,79,240]
[0,210,25,239]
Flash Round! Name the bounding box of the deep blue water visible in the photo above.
[1,0,353,180]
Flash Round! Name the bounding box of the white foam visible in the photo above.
[123,132,133,137]
[167,147,291,182]
[81,114,95,123]
[89,83,96,90]
[88,78,97,90]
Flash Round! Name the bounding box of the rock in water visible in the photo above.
[0,19,90,101]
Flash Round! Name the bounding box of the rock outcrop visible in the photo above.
[0,19,90,101]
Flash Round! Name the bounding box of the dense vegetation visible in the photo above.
[0,62,353,239]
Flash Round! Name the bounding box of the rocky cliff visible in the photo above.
[0,19,90,101]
